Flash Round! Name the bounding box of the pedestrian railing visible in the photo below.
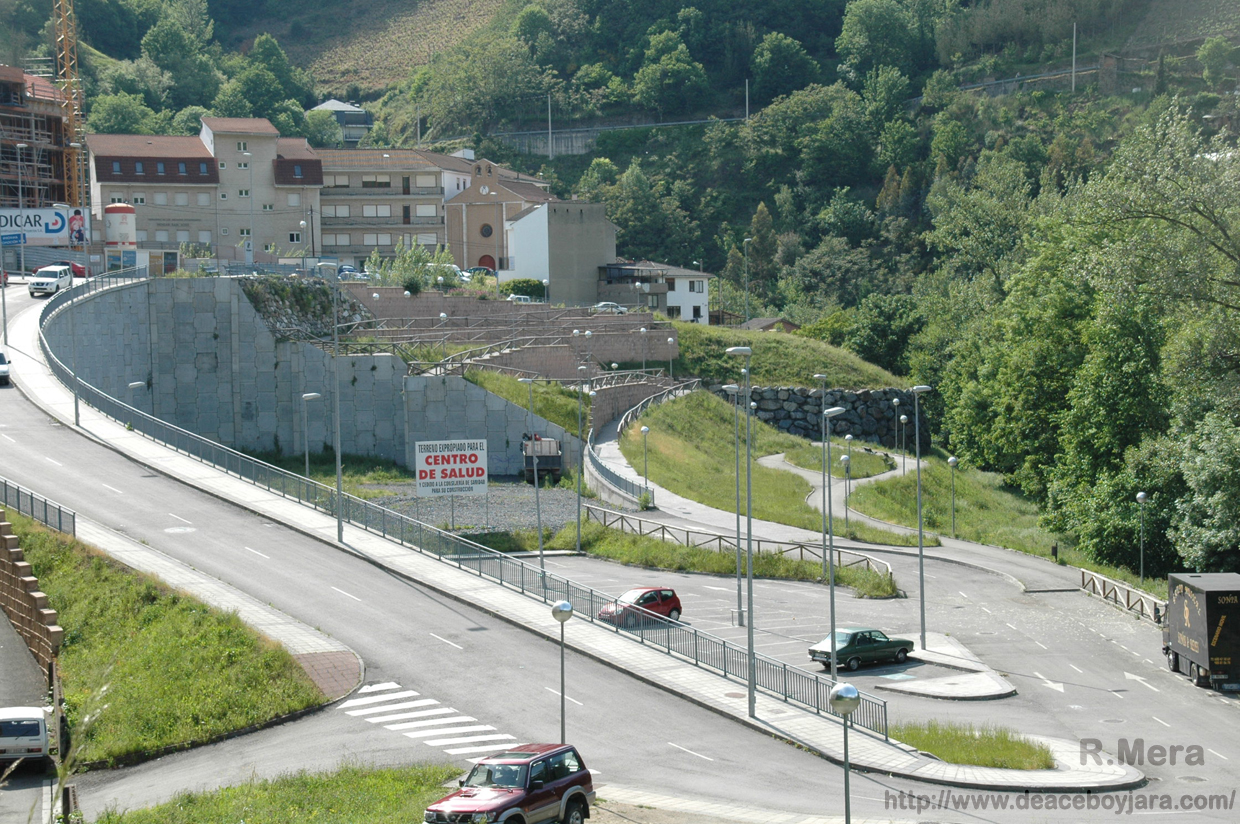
[37,276,888,739]
[584,506,892,578]
[1080,569,1166,625]
[0,475,76,536]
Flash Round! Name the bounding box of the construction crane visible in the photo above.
[53,0,87,225]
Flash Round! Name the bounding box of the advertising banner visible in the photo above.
[0,207,91,246]
[415,439,488,497]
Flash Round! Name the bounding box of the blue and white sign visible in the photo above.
[1,232,25,247]
[0,208,91,246]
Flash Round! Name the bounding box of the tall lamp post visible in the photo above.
[639,327,647,372]
[742,237,752,323]
[575,366,589,553]
[315,262,344,543]
[243,151,254,266]
[667,337,675,380]
[1137,491,1148,585]
[551,600,573,743]
[948,456,958,538]
[725,346,756,717]
[299,220,307,271]
[899,414,908,473]
[912,384,932,650]
[891,397,899,453]
[302,392,322,476]
[543,278,549,305]
[821,402,846,681]
[830,683,861,824]
[723,383,744,626]
[640,426,650,491]
[519,377,545,570]
[840,454,850,533]
[438,312,448,360]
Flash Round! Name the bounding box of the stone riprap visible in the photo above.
[705,384,928,450]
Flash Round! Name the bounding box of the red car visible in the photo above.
[50,260,87,278]
[424,743,594,824]
[597,587,682,627]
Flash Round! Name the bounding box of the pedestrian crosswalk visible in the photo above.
[339,682,518,756]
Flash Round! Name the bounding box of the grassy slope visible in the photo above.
[670,323,902,389]
[6,512,323,766]
[465,368,591,435]
[785,440,893,479]
[1127,0,1240,47]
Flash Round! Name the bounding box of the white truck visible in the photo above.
[28,264,73,297]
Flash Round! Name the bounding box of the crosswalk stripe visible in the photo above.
[454,744,520,756]
[347,699,439,717]
[365,707,457,724]
[425,733,515,747]
[340,690,419,708]
[385,716,477,731]
[403,725,495,739]
[358,682,401,693]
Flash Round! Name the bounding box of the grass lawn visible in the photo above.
[891,720,1054,770]
[243,449,414,500]
[92,762,460,823]
[618,391,933,548]
[465,368,592,435]
[785,441,893,479]
[5,511,324,767]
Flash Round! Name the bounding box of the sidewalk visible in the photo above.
[6,294,1143,792]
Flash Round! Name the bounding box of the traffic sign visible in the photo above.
[1,233,26,246]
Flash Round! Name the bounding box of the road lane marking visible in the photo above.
[45,457,62,466]
[1152,716,1171,727]
[1005,623,1018,631]
[359,683,401,693]
[1035,641,1048,650]
[332,586,362,601]
[168,513,192,524]
[1110,690,1124,699]
[1069,664,1083,673]
[102,483,123,494]
[959,591,968,598]
[1124,671,1160,692]
[353,701,444,719]
[245,546,269,558]
[429,633,463,649]
[0,434,14,443]
[386,716,478,731]
[669,742,713,761]
[408,726,496,739]
[702,586,731,591]
[980,607,992,614]
[424,733,513,746]
[447,743,518,755]
[341,690,421,709]
[545,687,583,706]
[1209,749,1228,760]
[1033,672,1064,692]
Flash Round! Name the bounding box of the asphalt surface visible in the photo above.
[2,285,1239,823]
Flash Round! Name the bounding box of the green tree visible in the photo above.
[422,33,550,133]
[844,292,925,374]
[512,5,554,49]
[141,17,220,110]
[862,65,910,129]
[268,99,309,137]
[98,57,171,111]
[1197,36,1232,90]
[305,110,344,147]
[836,0,915,77]
[87,92,157,134]
[248,33,314,106]
[632,34,709,115]
[1172,413,1240,571]
[750,32,819,104]
[171,105,210,135]
[214,66,285,120]
[600,159,698,263]
[796,85,872,188]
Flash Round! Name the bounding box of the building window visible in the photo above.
[136,230,148,241]
[262,204,274,212]
[648,296,659,309]
[416,174,437,188]
[416,204,436,217]
[288,193,300,206]
[666,278,676,291]
[293,164,303,178]
[323,204,349,218]
[362,204,391,218]
[155,230,169,242]
[328,175,349,187]
[110,194,124,203]
[111,161,121,174]
[238,161,249,170]
[667,306,682,319]
[361,174,391,188]
[132,193,146,205]
[135,162,145,174]
[239,228,250,237]
[221,227,230,236]
[154,192,168,205]
[239,189,250,198]
[200,162,209,174]
[690,280,704,293]
[176,230,189,242]
[198,231,212,244]
[220,192,227,200]
[157,162,166,175]
[290,232,302,243]
[175,192,188,206]
[363,233,393,246]
[178,162,187,175]
[264,243,276,252]
[197,193,210,206]
[219,161,226,170]
[418,233,438,245]
[237,141,247,152]
[480,223,493,238]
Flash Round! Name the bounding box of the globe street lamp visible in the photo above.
[575,366,589,553]
[821,404,846,681]
[726,345,756,717]
[723,383,744,626]
[543,278,549,304]
[519,377,545,570]
[912,384,932,650]
[640,425,650,491]
[315,261,345,543]
[830,683,861,824]
[551,600,574,743]
[667,337,675,380]
[1137,491,1148,585]
[948,456,958,538]
[900,414,908,473]
[302,392,322,476]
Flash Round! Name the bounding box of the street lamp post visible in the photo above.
[438,312,448,361]
[1137,491,1148,584]
[519,377,545,570]
[300,220,307,271]
[551,600,573,744]
[243,151,254,266]
[667,337,675,380]
[639,327,647,372]
[840,454,850,533]
[640,425,650,490]
[891,397,899,454]
[821,401,846,682]
[948,456,958,538]
[900,414,908,473]
[723,383,744,626]
[830,683,861,824]
[302,392,322,476]
[742,237,752,323]
[127,381,145,424]
[543,278,549,305]
[912,384,932,650]
[575,366,588,554]
[315,262,344,543]
[726,346,756,717]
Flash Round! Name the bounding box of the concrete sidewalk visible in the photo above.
[6,293,1142,792]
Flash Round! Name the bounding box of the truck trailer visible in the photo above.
[1163,572,1240,690]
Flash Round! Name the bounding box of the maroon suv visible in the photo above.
[424,743,594,824]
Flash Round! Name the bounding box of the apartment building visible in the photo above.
[598,260,712,323]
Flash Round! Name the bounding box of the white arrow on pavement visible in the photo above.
[1125,671,1160,692]
[1033,671,1064,692]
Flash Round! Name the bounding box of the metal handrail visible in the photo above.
[0,475,76,536]
[1080,569,1166,624]
[37,278,888,738]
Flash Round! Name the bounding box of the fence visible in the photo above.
[1080,569,1166,624]
[37,274,889,738]
[584,506,892,578]
[0,475,76,536]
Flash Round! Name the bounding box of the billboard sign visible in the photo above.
[0,207,91,246]
[415,439,488,497]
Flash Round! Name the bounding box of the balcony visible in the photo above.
[320,216,444,227]
[319,186,444,197]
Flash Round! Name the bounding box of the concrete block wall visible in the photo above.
[42,280,154,406]
[0,521,62,675]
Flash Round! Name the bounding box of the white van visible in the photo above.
[28,265,73,297]
[0,707,49,766]
[507,294,532,304]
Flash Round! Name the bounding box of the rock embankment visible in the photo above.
[240,277,370,340]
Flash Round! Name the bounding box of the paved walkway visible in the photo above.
[4,293,1141,793]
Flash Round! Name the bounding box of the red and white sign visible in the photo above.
[415,439,488,497]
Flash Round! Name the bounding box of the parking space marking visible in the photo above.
[669,742,713,761]
[545,687,583,706]
[169,513,192,524]
[332,586,362,601]
[430,633,463,649]
[102,483,123,494]
[1152,716,1171,727]
[45,456,62,466]
[245,546,269,558]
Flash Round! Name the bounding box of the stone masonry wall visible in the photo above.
[706,384,929,451]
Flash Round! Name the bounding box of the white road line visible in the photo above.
[1069,664,1083,673]
[1208,749,1228,760]
[359,682,401,693]
[365,706,454,723]
[1152,716,1171,727]
[403,725,495,739]
[702,586,732,592]
[448,743,516,755]
[669,742,713,761]
[424,733,515,746]
[45,456,62,466]
[1110,690,1124,699]
[980,607,992,614]
[1035,641,1048,650]
[340,690,420,709]
[0,434,14,443]
[101,483,123,494]
[348,699,439,717]
[959,591,968,599]
[430,633,463,649]
[1005,623,1018,631]
[332,586,362,601]
[386,716,478,731]
[245,546,270,559]
[545,687,583,706]
[168,512,192,524]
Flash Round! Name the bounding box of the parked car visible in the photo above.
[0,706,49,767]
[467,266,494,280]
[48,259,87,278]
[424,743,595,824]
[808,627,913,671]
[28,265,73,297]
[0,352,10,386]
[337,264,358,278]
[591,301,627,315]
[597,586,682,627]
[507,294,533,304]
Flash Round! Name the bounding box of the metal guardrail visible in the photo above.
[1080,569,1166,624]
[37,277,888,738]
[584,506,892,578]
[0,475,76,536]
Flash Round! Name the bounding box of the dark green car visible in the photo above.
[808,627,913,671]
